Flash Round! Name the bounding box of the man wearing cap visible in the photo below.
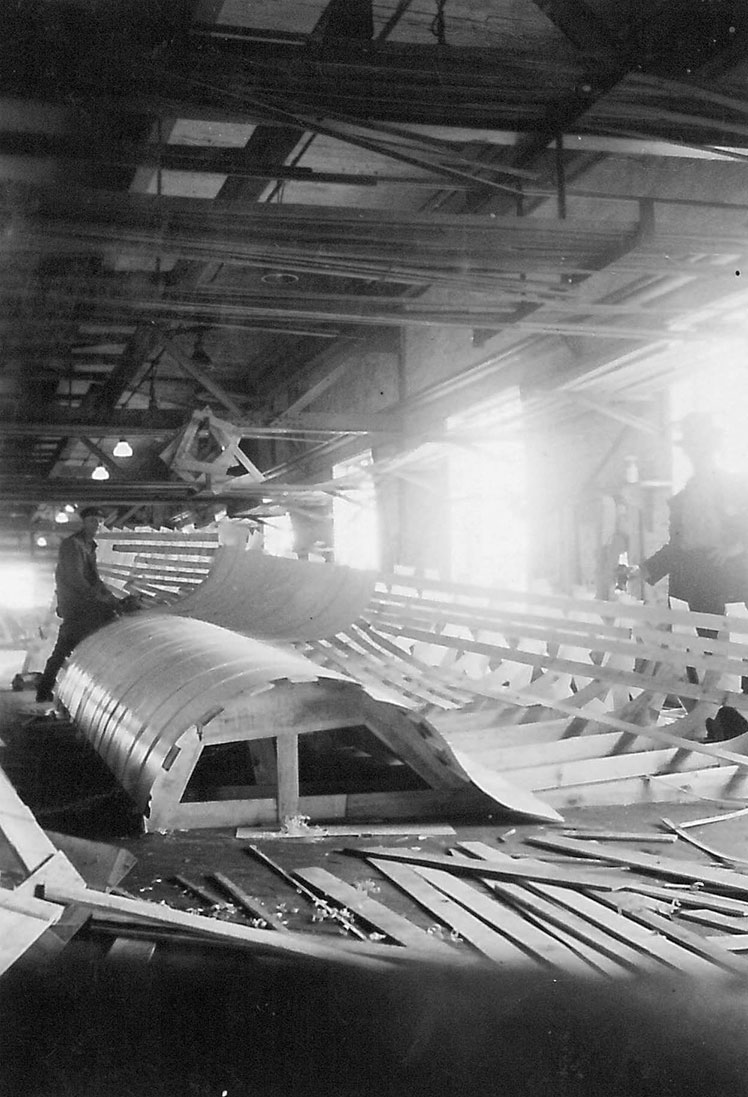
[35,507,124,703]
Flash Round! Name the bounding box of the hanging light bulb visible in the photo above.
[113,438,133,458]
[35,535,48,547]
[91,463,110,481]
[64,503,75,513]
[54,509,69,524]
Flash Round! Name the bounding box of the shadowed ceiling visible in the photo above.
[1,0,748,540]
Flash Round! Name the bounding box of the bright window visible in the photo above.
[446,392,528,589]
[332,452,380,570]
[262,512,295,558]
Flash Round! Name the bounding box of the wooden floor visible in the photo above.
[5,684,748,1095]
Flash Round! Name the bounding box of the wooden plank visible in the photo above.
[465,730,643,772]
[208,871,291,932]
[592,892,748,976]
[539,770,734,811]
[679,908,748,932]
[276,732,300,822]
[457,841,707,976]
[705,934,748,951]
[559,829,677,843]
[526,834,748,896]
[41,883,421,971]
[0,884,66,976]
[172,874,226,907]
[344,847,626,891]
[0,764,59,875]
[410,864,599,974]
[244,843,369,941]
[367,859,534,965]
[506,747,717,792]
[235,823,456,839]
[294,866,447,950]
[618,883,748,916]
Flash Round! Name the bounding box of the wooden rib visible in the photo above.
[369,601,748,678]
[375,575,748,636]
[369,620,748,712]
[505,747,719,792]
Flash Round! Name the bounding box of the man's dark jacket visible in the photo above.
[55,529,118,620]
[643,473,748,614]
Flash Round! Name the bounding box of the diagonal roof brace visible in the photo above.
[150,325,244,422]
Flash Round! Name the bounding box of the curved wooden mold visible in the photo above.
[58,614,557,832]
[96,526,377,642]
[80,529,748,822]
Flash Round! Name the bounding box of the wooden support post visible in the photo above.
[276,733,300,823]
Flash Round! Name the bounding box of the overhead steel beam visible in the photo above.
[77,324,156,417]
[0,410,185,437]
[0,132,466,188]
[0,412,400,439]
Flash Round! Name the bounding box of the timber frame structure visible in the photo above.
[46,527,748,831]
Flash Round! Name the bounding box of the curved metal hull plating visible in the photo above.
[96,526,377,642]
[58,613,348,822]
[159,545,377,641]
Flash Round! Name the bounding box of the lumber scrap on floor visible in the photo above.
[457,841,716,978]
[365,858,540,965]
[405,863,607,974]
[40,883,450,970]
[525,834,748,897]
[293,866,448,950]
[343,846,627,891]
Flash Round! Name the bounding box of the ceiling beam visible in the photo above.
[0,410,185,437]
[0,412,401,439]
[0,132,469,188]
[79,437,129,479]
[77,324,156,417]
[150,328,245,420]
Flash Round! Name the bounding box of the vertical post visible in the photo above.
[555,134,567,220]
[276,733,300,823]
